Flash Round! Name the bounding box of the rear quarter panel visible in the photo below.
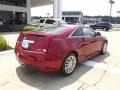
[46,34,83,65]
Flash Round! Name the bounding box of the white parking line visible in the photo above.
[83,61,120,76]
[0,50,120,76]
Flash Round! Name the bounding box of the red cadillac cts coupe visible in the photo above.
[15,25,108,76]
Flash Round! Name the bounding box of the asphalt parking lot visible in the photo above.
[0,30,120,90]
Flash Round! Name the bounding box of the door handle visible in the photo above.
[78,42,90,48]
[83,42,90,45]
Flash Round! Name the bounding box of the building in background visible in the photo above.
[83,16,102,24]
[0,0,31,25]
[0,0,62,32]
[62,11,83,24]
[0,0,62,25]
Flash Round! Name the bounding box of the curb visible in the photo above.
[83,60,120,76]
[0,49,14,56]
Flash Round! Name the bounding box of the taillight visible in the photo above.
[43,35,53,53]
[18,32,24,41]
[15,32,24,54]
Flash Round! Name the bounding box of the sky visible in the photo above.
[31,0,120,17]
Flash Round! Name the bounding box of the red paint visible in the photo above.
[15,25,107,72]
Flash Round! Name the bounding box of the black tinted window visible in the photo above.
[96,23,101,25]
[39,19,45,23]
[104,23,110,25]
[83,28,95,36]
[45,19,56,24]
[72,28,84,36]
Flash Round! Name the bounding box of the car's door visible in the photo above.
[82,27,103,57]
[71,27,89,61]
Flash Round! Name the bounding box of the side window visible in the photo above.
[45,19,56,24]
[72,28,84,36]
[39,19,45,23]
[96,23,101,26]
[100,23,103,25]
[83,27,95,36]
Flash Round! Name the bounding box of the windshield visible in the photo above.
[58,20,67,25]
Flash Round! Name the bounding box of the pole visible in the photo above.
[110,4,112,16]
[58,0,62,19]
[53,0,62,19]
[53,0,57,18]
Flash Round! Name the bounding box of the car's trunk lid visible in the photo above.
[19,32,54,52]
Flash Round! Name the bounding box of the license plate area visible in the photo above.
[22,39,34,49]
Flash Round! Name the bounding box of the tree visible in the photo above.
[109,0,115,16]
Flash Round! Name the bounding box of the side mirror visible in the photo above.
[95,32,101,36]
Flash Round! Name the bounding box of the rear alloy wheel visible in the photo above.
[61,53,77,76]
[101,42,108,54]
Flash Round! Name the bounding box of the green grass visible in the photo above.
[22,25,40,31]
[0,36,7,51]
[10,25,40,32]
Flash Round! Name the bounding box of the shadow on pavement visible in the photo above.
[16,52,110,90]
[90,52,110,63]
[0,32,20,35]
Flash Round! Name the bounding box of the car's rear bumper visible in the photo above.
[15,48,63,72]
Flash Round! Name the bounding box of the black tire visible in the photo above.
[100,42,108,55]
[90,26,95,30]
[92,27,96,30]
[105,28,109,31]
[61,53,77,76]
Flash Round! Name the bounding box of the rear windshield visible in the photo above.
[36,26,66,34]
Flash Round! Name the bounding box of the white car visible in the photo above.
[37,18,67,27]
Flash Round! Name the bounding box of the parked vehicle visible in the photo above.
[37,18,67,27]
[15,25,108,76]
[90,22,112,31]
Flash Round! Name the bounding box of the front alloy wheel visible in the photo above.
[61,53,77,76]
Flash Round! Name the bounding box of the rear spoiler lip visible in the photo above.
[22,31,55,37]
